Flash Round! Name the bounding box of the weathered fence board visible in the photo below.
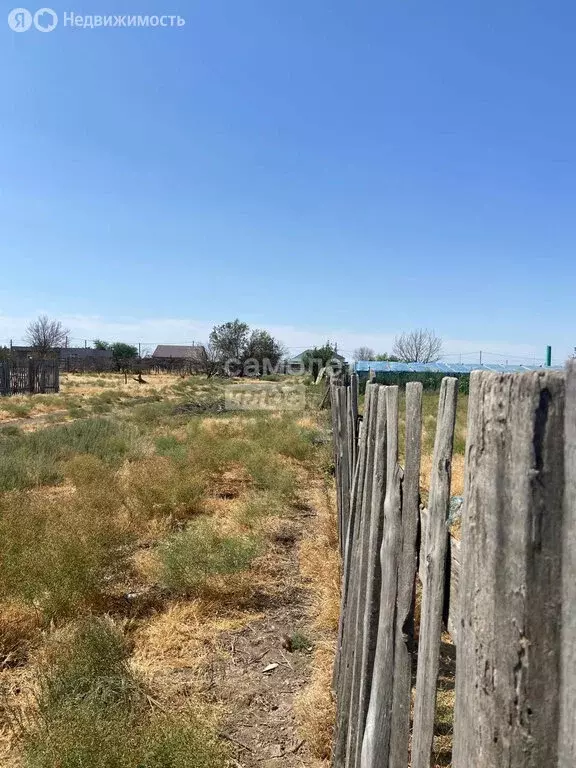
[331,369,571,768]
[452,370,565,768]
[337,386,351,557]
[361,386,402,768]
[419,508,461,642]
[560,360,576,767]
[388,382,423,768]
[411,377,458,768]
[345,384,380,765]
[333,385,376,766]
[353,386,387,767]
[348,373,359,479]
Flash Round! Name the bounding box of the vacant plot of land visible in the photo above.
[0,377,464,767]
[0,375,338,767]
[0,372,196,424]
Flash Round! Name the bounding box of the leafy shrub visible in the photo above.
[156,520,259,595]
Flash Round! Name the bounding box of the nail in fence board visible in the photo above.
[452,371,565,768]
[411,377,458,768]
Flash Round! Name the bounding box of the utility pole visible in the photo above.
[138,343,141,359]
[546,345,552,367]
[479,350,483,365]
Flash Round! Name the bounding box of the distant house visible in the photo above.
[284,349,346,375]
[151,344,206,372]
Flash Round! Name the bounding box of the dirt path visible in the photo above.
[205,478,334,767]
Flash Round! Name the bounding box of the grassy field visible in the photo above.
[0,375,464,767]
[0,374,339,767]
[0,372,185,424]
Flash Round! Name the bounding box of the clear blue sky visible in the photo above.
[1,1,574,362]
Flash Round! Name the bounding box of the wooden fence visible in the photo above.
[0,360,60,396]
[330,364,575,767]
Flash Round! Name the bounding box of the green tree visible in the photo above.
[243,330,285,376]
[209,320,250,375]
[110,343,138,371]
[302,342,343,381]
[93,339,110,350]
[375,353,401,362]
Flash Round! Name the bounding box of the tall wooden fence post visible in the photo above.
[336,386,351,557]
[345,385,381,765]
[353,386,388,766]
[389,381,423,768]
[411,377,458,768]
[348,372,359,480]
[360,386,402,768]
[453,370,565,767]
[333,384,377,767]
[560,360,576,767]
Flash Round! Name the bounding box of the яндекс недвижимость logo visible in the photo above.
[8,7,58,31]
[7,9,185,30]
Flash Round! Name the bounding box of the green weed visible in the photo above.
[156,519,259,595]
[0,418,143,492]
[21,618,227,768]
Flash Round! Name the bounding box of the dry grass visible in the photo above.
[431,634,456,767]
[294,640,336,762]
[0,376,331,764]
[299,481,340,633]
[0,603,42,668]
[0,373,197,424]
[131,601,261,705]
[60,372,180,398]
[420,451,465,501]
[294,455,340,763]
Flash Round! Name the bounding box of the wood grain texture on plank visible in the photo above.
[412,377,458,768]
[453,370,565,768]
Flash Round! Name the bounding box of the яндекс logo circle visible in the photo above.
[8,7,33,31]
